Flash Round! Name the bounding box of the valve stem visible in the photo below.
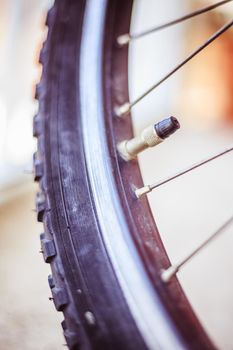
[117,116,180,161]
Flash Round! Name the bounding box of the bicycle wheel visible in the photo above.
[34,0,216,348]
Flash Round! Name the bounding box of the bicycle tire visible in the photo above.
[34,1,215,349]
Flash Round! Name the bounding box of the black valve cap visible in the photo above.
[154,116,180,140]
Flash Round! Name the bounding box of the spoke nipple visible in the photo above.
[135,185,151,198]
[160,265,179,283]
[116,33,131,47]
[114,102,131,118]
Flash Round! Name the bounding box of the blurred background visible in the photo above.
[0,0,64,349]
[0,0,233,349]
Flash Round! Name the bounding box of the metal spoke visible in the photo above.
[116,19,233,117]
[135,143,233,198]
[161,214,233,283]
[117,0,233,46]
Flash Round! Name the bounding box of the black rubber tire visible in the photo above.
[34,1,148,349]
[34,1,215,350]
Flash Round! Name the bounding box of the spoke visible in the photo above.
[161,214,233,283]
[116,19,233,117]
[135,143,233,198]
[117,0,233,46]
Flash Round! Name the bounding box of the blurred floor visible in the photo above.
[0,181,64,350]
